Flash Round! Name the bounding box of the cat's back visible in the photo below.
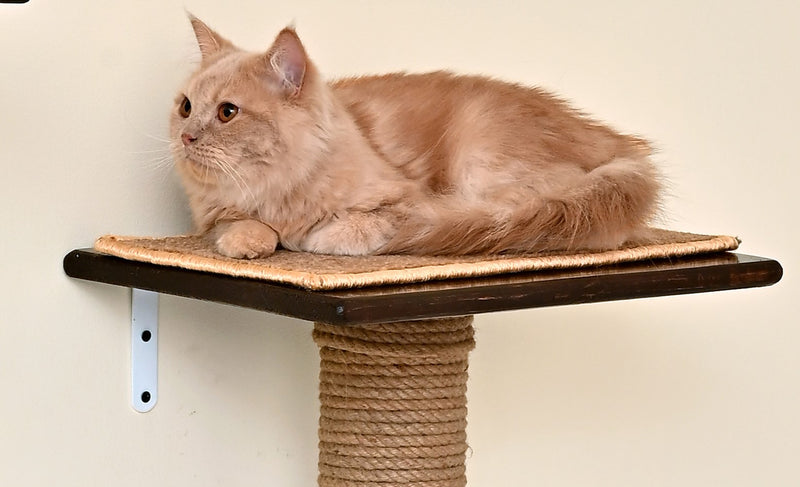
[331,71,553,121]
[330,71,649,172]
[333,71,493,100]
[330,71,564,162]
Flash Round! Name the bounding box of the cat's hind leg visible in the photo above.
[299,210,398,256]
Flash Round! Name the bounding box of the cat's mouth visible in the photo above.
[179,147,220,171]
[171,143,210,169]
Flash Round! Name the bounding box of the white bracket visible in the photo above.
[131,289,158,412]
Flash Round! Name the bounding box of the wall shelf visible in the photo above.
[64,249,782,325]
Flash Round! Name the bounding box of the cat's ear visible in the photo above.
[188,14,232,62]
[265,28,307,98]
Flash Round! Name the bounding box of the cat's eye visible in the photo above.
[179,97,191,118]
[218,102,239,123]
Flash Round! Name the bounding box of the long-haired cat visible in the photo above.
[170,16,661,258]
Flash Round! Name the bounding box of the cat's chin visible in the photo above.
[175,157,219,185]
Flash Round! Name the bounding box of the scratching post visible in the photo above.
[313,317,476,487]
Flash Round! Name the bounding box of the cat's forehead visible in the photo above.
[187,51,260,101]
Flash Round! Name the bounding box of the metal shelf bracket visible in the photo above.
[131,288,158,412]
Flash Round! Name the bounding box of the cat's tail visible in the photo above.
[378,157,661,255]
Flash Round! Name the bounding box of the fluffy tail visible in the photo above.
[379,157,661,255]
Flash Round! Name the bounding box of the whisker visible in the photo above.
[140,158,176,183]
[227,160,257,204]
[129,148,172,155]
[122,112,172,144]
[211,152,257,205]
[144,134,172,143]
[218,159,256,204]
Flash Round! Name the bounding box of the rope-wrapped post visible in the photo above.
[313,316,476,487]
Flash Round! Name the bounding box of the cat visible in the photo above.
[170,16,661,258]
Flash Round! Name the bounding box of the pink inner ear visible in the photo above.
[272,30,307,93]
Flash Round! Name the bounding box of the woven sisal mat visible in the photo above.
[93,229,739,291]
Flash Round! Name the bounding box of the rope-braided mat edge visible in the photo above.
[313,317,475,487]
[93,229,739,291]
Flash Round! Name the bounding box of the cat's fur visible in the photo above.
[170,16,661,258]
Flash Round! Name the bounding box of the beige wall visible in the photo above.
[1,1,797,485]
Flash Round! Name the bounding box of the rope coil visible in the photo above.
[314,316,475,487]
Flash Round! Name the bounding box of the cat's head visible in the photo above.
[170,16,329,191]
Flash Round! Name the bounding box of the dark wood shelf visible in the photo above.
[63,249,782,325]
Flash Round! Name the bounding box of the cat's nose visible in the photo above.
[181,133,197,146]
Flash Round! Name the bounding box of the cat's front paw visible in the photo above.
[212,220,279,259]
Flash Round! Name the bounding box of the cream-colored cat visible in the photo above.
[170,16,661,258]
